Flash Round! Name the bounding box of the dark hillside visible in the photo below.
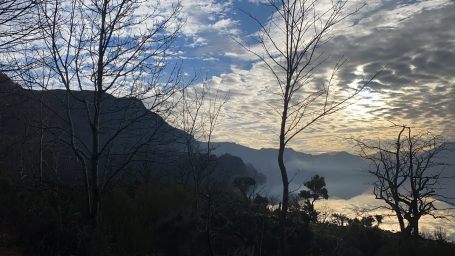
[0,73,187,183]
[0,74,261,186]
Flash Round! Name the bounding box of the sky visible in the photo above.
[164,0,455,153]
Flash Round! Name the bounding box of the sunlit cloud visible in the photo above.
[186,0,455,153]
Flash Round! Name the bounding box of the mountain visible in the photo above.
[435,142,455,199]
[213,142,372,199]
[0,73,261,187]
[1,72,452,199]
[213,141,455,200]
[0,73,186,182]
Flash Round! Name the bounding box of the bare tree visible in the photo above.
[4,0,184,226]
[238,0,373,253]
[0,0,40,52]
[0,0,44,77]
[174,82,227,209]
[355,124,454,236]
[173,83,227,256]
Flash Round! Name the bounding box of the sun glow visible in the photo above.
[345,85,386,119]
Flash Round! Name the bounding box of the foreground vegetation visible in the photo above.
[1,173,454,256]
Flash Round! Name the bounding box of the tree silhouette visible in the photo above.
[237,1,375,253]
[299,175,329,205]
[174,82,227,214]
[332,213,349,226]
[3,0,184,226]
[355,124,454,236]
[374,214,383,228]
[299,174,328,222]
[234,176,256,199]
[0,0,39,52]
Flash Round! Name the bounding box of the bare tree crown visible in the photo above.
[355,124,453,236]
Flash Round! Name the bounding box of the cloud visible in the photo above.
[171,0,241,49]
[323,3,455,137]
[200,0,455,153]
[156,0,258,73]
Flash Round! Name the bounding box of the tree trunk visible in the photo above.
[278,127,289,256]
[88,92,101,226]
[395,211,406,234]
[278,75,291,255]
[413,220,419,236]
[206,194,214,256]
[411,216,420,236]
[89,163,100,226]
[89,0,106,227]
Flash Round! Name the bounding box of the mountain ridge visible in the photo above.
[0,73,263,188]
[212,141,455,199]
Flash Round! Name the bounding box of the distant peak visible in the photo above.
[324,151,351,156]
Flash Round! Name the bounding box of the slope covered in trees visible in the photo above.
[0,73,263,184]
